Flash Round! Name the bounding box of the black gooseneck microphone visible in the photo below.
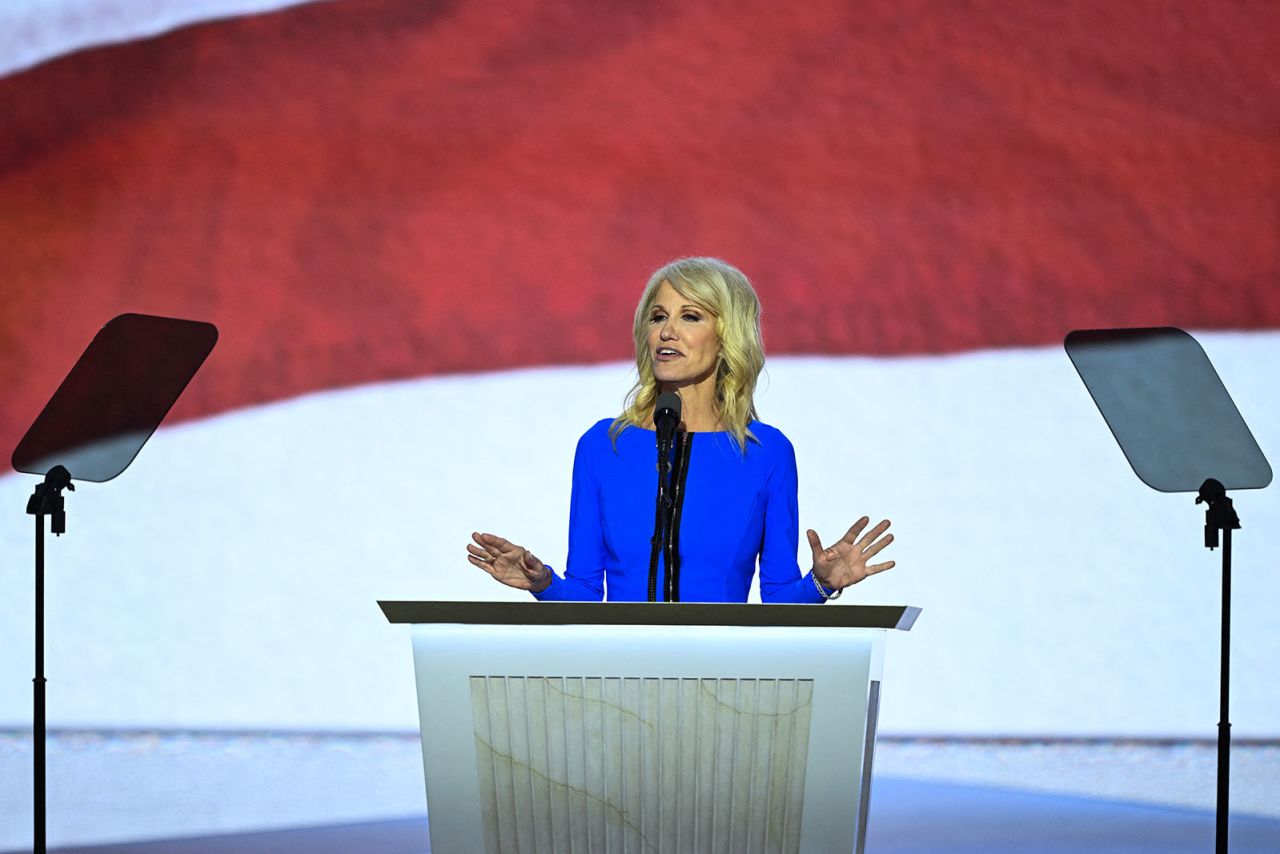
[654,392,681,450]
[648,392,682,601]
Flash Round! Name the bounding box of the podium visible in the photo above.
[381,601,919,854]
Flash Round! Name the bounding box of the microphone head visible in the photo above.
[654,392,682,436]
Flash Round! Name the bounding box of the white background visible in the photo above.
[2,335,1276,737]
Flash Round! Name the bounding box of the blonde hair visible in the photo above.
[610,257,765,452]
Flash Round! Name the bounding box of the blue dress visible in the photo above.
[533,418,826,603]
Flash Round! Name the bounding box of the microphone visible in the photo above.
[654,392,681,447]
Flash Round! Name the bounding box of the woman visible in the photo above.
[467,257,894,602]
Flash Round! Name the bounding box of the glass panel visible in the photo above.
[1065,327,1271,493]
[12,313,218,483]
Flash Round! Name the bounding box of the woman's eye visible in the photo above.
[650,314,666,323]
[683,313,701,322]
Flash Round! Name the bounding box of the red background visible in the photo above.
[1,0,1278,454]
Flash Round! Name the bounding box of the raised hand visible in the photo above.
[807,517,895,592]
[467,531,552,593]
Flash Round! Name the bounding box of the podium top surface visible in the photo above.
[378,600,920,630]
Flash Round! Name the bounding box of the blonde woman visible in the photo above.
[467,257,894,602]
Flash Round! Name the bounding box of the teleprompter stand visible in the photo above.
[11,313,217,854]
[1066,327,1271,854]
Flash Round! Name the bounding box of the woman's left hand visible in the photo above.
[807,517,895,591]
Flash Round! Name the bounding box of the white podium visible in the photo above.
[381,601,919,854]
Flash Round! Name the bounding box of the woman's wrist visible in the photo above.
[531,568,553,594]
[810,569,841,601]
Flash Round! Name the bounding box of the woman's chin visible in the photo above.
[654,370,689,386]
[653,365,714,388]
[652,363,679,381]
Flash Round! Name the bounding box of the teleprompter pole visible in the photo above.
[1217,526,1231,854]
[34,511,44,854]
[1196,477,1238,854]
[27,465,72,854]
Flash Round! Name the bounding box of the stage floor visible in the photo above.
[4,732,1278,852]
[13,778,1280,854]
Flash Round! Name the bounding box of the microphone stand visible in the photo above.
[26,464,74,854]
[648,394,682,602]
[648,431,674,601]
[663,433,691,602]
[1196,477,1239,854]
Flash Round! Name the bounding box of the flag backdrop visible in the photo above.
[1,0,1278,737]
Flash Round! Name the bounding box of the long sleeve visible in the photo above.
[533,428,607,601]
[758,434,826,604]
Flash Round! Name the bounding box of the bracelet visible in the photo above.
[811,571,842,601]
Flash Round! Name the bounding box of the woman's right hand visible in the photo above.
[467,532,552,593]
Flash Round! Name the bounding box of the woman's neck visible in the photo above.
[659,376,721,432]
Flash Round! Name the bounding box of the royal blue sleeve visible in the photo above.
[758,433,826,604]
[533,427,606,601]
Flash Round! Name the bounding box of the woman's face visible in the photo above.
[646,279,720,388]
